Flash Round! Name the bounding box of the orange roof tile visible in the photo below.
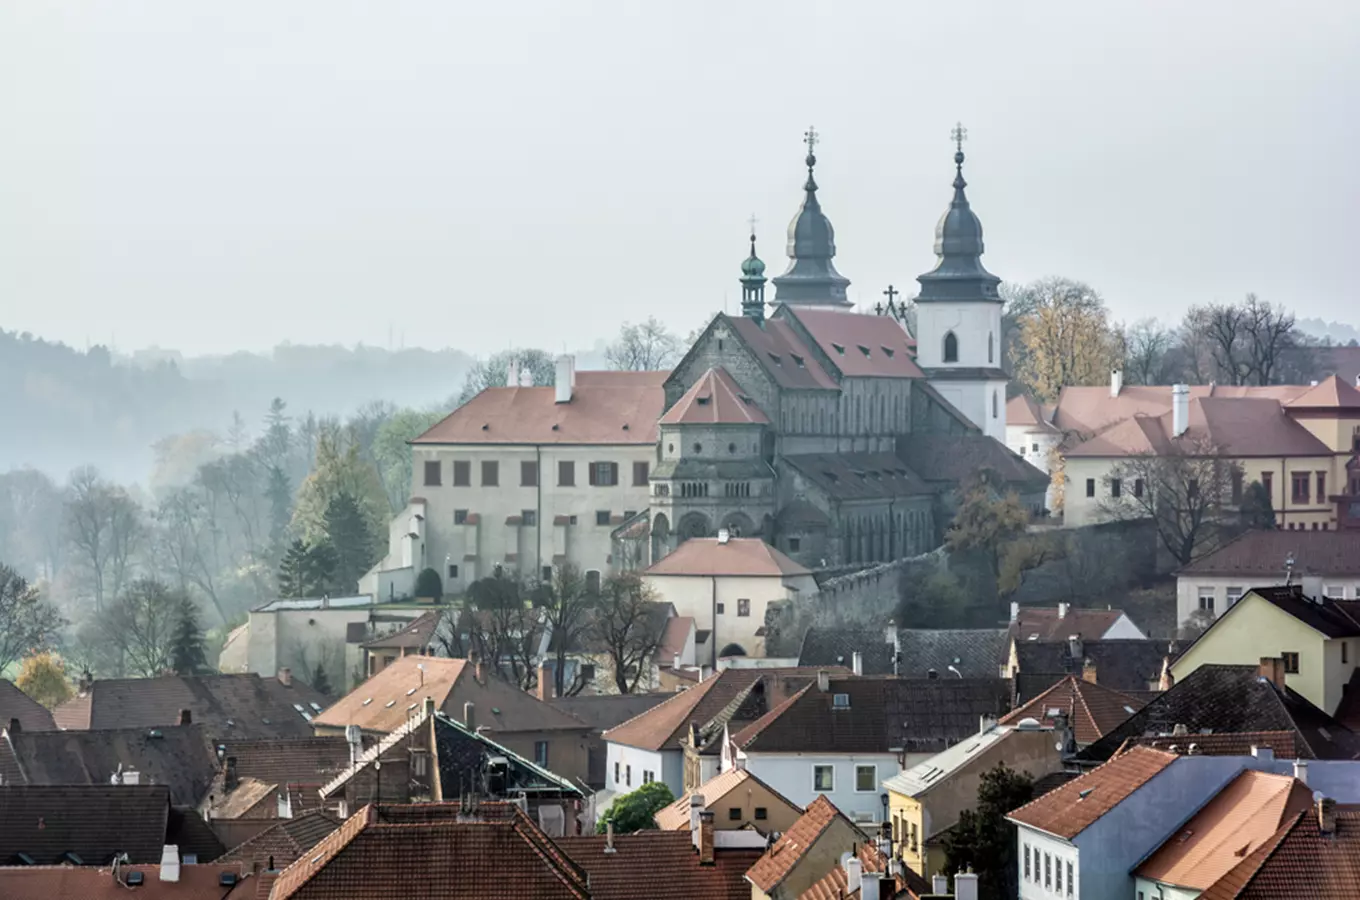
[1137,771,1311,890]
[644,537,811,578]
[1006,394,1059,432]
[1116,731,1305,759]
[746,796,849,893]
[796,841,930,900]
[1200,803,1360,899]
[1285,374,1360,410]
[1012,607,1129,641]
[556,830,762,900]
[659,368,769,425]
[0,864,256,900]
[1007,746,1176,839]
[1065,397,1333,459]
[999,675,1144,744]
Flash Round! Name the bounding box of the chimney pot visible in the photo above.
[1319,795,1337,834]
[851,651,863,677]
[698,810,715,865]
[277,667,292,687]
[177,708,192,726]
[6,717,19,735]
[537,662,553,702]
[463,701,475,731]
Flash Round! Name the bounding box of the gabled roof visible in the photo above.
[546,693,672,733]
[883,724,1035,798]
[1012,606,1135,641]
[897,628,1010,679]
[53,674,331,739]
[1065,397,1334,459]
[1284,374,1360,410]
[202,736,355,819]
[1178,531,1360,578]
[780,307,923,379]
[1076,664,1360,764]
[1137,771,1312,890]
[720,315,839,390]
[659,367,769,425]
[1006,394,1059,432]
[797,840,927,900]
[1115,730,1305,759]
[216,809,341,868]
[781,452,934,501]
[556,830,763,900]
[0,863,256,900]
[1200,802,1360,899]
[1175,588,1360,667]
[0,784,171,865]
[653,767,802,830]
[1008,746,1177,840]
[745,796,858,893]
[1012,639,1168,699]
[1051,384,1313,437]
[412,370,667,446]
[644,537,811,578]
[1000,676,1144,745]
[796,627,896,676]
[360,611,439,650]
[0,681,57,733]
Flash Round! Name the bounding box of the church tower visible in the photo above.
[740,223,767,322]
[771,127,852,307]
[914,124,1007,442]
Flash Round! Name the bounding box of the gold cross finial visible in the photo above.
[951,122,968,153]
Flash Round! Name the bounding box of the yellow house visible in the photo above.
[1170,585,1360,716]
[652,766,802,834]
[882,721,1064,879]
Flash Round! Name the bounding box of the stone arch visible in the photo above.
[651,512,671,562]
[677,511,712,541]
[718,643,747,658]
[943,331,959,363]
[721,511,756,538]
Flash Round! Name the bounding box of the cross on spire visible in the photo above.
[747,213,759,236]
[883,284,900,304]
[804,126,820,154]
[951,122,968,153]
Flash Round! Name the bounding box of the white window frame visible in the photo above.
[1326,585,1344,599]
[812,764,835,792]
[854,764,877,793]
[1226,586,1243,608]
[1198,587,1215,613]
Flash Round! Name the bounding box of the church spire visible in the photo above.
[916,122,1001,304]
[740,216,767,322]
[771,127,852,307]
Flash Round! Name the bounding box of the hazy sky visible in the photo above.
[2,1,1357,357]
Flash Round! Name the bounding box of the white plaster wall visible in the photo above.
[604,742,676,795]
[741,752,899,824]
[915,303,1003,370]
[1017,829,1078,900]
[642,573,804,660]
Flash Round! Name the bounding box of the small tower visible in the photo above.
[915,123,1008,441]
[771,127,852,307]
[740,220,767,322]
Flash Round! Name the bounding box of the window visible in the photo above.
[737,598,751,617]
[558,461,575,486]
[992,391,999,419]
[447,563,459,579]
[1226,586,1243,608]
[1231,468,1243,504]
[580,663,596,682]
[728,807,742,821]
[1045,852,1052,889]
[413,751,428,777]
[454,509,469,525]
[716,602,725,615]
[481,461,499,486]
[754,807,768,820]
[1032,442,1040,453]
[1282,652,1300,674]
[595,510,611,526]
[423,460,441,486]
[988,332,995,364]
[624,764,631,787]
[1111,478,1122,498]
[788,537,801,553]
[855,765,876,792]
[614,762,620,784]
[1262,471,1273,497]
[453,460,471,486]
[1067,861,1074,895]
[642,770,654,784]
[1318,471,1327,500]
[521,510,537,527]
[1085,478,1096,498]
[534,741,549,767]
[590,461,619,486]
[585,570,601,594]
[1188,478,1200,498]
[633,461,650,486]
[1198,588,1215,613]
[813,765,834,791]
[1292,472,1310,504]
[1327,585,1344,599]
[943,331,959,363]
[1134,477,1145,498]
[1056,856,1063,893]
[909,822,918,853]
[1024,845,1031,880]
[521,461,538,487]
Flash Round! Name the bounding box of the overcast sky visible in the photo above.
[2,1,1357,357]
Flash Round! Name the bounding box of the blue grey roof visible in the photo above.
[797,627,896,675]
[771,147,852,307]
[915,147,1002,305]
[896,628,1009,679]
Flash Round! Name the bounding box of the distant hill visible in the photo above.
[1297,317,1360,346]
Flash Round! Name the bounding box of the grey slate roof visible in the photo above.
[547,693,673,733]
[896,433,1047,490]
[797,627,896,675]
[0,681,57,733]
[782,452,934,501]
[1013,639,1170,700]
[0,784,171,865]
[897,628,1009,679]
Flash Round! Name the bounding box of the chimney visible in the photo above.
[1110,369,1123,398]
[6,718,19,735]
[124,769,141,785]
[1318,795,1337,835]
[507,358,520,388]
[463,701,475,731]
[817,670,830,692]
[604,818,617,853]
[1259,657,1286,690]
[537,662,553,702]
[1082,658,1098,684]
[1010,601,1020,624]
[1067,634,1083,663]
[717,528,730,545]
[673,653,681,671]
[277,667,292,687]
[844,856,863,895]
[1251,745,1274,762]
[177,708,192,726]
[159,845,180,883]
[932,874,949,894]
[225,756,238,791]
[1172,383,1190,437]
[955,869,980,900]
[1158,656,1175,691]
[697,810,715,865]
[852,651,863,676]
[1295,760,1309,785]
[1058,602,1070,620]
[277,789,292,818]
[422,696,435,717]
[78,670,93,696]
[554,355,574,404]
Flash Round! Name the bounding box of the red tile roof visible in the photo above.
[1178,530,1360,577]
[1051,384,1312,438]
[1006,394,1059,432]
[659,367,770,425]
[1066,397,1334,459]
[782,307,923,379]
[1116,730,1305,759]
[412,371,667,446]
[999,676,1145,744]
[1200,803,1360,899]
[360,612,439,650]
[216,810,341,868]
[722,316,840,390]
[0,863,256,900]
[797,841,922,900]
[556,831,762,900]
[1012,606,1130,641]
[746,796,850,893]
[1285,375,1360,410]
[1007,746,1177,839]
[644,537,811,578]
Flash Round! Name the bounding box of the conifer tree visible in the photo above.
[169,592,210,675]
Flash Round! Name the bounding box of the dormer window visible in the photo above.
[768,353,782,366]
[858,345,871,357]
[696,396,711,406]
[791,354,805,368]
[832,343,846,355]
[882,346,895,358]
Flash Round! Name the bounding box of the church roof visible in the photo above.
[659,368,769,426]
[897,433,1047,489]
[782,452,934,501]
[915,130,1002,305]
[721,315,839,390]
[780,307,924,378]
[770,130,852,307]
[413,371,666,446]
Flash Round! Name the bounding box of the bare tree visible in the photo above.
[99,577,183,677]
[1123,319,1175,385]
[606,317,682,371]
[153,487,228,624]
[0,564,65,674]
[540,565,597,698]
[1099,436,1242,566]
[595,572,667,694]
[1240,294,1297,385]
[63,467,144,611]
[1195,302,1251,385]
[443,577,542,691]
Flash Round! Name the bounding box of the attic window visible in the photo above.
[792,354,806,368]
[406,687,417,696]
[858,345,871,357]
[697,396,712,406]
[882,347,895,358]
[832,343,846,355]
[768,353,782,365]
[1079,788,1093,800]
[832,693,850,708]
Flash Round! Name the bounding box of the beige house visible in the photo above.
[1170,585,1360,717]
[652,766,802,834]
[641,536,818,662]
[361,361,666,598]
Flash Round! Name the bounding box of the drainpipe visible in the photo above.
[711,576,718,668]
[536,444,543,579]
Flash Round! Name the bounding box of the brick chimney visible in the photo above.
[277,667,292,687]
[177,708,192,726]
[1158,656,1175,691]
[1319,795,1337,835]
[1258,657,1286,690]
[1082,659,1098,684]
[225,756,238,791]
[537,662,553,702]
[6,718,19,735]
[697,810,715,865]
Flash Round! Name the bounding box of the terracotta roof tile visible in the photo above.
[1012,607,1130,641]
[1137,771,1311,890]
[1179,531,1360,578]
[360,612,439,650]
[746,796,848,892]
[1066,396,1334,459]
[0,681,57,732]
[1117,730,1305,759]
[1007,745,1177,839]
[652,767,801,831]
[645,537,811,578]
[216,810,341,869]
[1285,374,1360,410]
[781,307,923,379]
[1006,394,1059,432]
[1051,384,1312,438]
[0,863,255,900]
[1200,803,1360,899]
[659,367,769,425]
[413,371,666,446]
[556,830,762,900]
[1000,676,1144,744]
[797,842,921,900]
[720,316,840,390]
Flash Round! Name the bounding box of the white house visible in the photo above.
[642,535,818,663]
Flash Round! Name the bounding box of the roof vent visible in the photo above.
[1078,788,1093,800]
[1014,717,1043,730]
[219,873,239,887]
[718,528,730,544]
[832,343,845,355]
[127,871,145,886]
[697,396,711,406]
[857,345,871,357]
[881,346,895,358]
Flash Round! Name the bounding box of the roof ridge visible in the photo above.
[734,682,813,749]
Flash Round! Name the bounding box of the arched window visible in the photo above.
[988,332,995,364]
[993,390,999,419]
[943,331,959,363]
